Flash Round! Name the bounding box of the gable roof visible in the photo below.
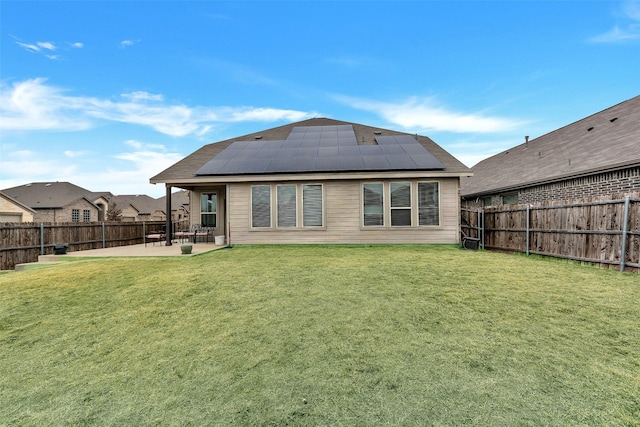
[111,194,164,215]
[0,191,37,214]
[1,181,101,209]
[461,95,640,198]
[150,118,471,185]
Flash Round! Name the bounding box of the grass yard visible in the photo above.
[1,245,639,426]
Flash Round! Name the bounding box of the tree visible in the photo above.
[106,201,122,222]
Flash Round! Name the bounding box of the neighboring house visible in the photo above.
[0,191,36,222]
[461,95,640,206]
[156,189,191,226]
[1,182,108,223]
[110,194,166,222]
[150,118,472,245]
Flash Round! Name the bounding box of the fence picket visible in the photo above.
[461,193,640,272]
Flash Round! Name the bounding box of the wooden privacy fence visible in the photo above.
[0,221,166,271]
[461,194,640,272]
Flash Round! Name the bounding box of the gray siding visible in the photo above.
[228,178,460,245]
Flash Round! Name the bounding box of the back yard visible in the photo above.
[1,245,638,426]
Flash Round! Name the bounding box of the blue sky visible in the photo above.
[2,1,639,198]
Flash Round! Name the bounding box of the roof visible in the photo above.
[0,191,37,214]
[461,95,640,198]
[1,181,101,209]
[111,194,164,214]
[150,118,471,184]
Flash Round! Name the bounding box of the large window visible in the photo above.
[363,183,384,226]
[390,182,411,226]
[418,182,439,226]
[200,193,217,227]
[251,186,272,228]
[72,209,80,222]
[83,209,91,222]
[363,181,440,227]
[252,183,324,229]
[277,185,297,227]
[303,184,323,227]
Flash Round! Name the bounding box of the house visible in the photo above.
[0,192,36,222]
[1,182,109,223]
[110,194,166,222]
[150,118,472,245]
[461,95,640,206]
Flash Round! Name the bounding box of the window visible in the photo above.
[362,181,440,227]
[482,197,492,207]
[72,209,80,222]
[251,186,271,228]
[303,184,323,227]
[251,183,324,229]
[200,193,217,227]
[83,209,91,222]
[277,185,297,227]
[418,182,439,226]
[390,182,411,226]
[502,193,519,205]
[363,183,384,226]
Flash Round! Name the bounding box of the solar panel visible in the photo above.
[193,124,445,176]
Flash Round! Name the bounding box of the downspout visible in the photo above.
[165,185,173,246]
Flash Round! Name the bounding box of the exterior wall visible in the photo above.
[464,166,640,207]
[189,187,226,236]
[0,197,34,222]
[228,178,461,245]
[519,166,640,204]
[120,205,139,222]
[33,199,99,223]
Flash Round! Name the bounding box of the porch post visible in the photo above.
[165,185,173,246]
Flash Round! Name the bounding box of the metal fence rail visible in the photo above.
[461,194,640,272]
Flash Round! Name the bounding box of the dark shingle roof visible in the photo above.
[150,118,470,183]
[461,95,640,198]
[1,182,101,209]
[111,194,164,214]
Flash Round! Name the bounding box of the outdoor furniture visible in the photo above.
[146,233,165,246]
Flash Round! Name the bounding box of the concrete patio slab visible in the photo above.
[62,242,223,258]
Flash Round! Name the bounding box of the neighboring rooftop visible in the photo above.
[1,182,107,209]
[461,94,640,197]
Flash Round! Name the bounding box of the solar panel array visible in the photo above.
[194,125,445,176]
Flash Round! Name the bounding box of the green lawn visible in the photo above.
[1,245,639,426]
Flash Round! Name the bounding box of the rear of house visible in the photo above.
[150,118,472,246]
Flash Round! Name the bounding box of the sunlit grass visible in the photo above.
[1,245,639,425]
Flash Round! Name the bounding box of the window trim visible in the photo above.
[361,180,441,228]
[200,192,218,228]
[251,183,325,230]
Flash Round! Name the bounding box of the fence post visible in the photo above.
[40,223,44,255]
[620,196,630,272]
[102,222,106,248]
[526,205,530,256]
[481,209,485,249]
[143,222,146,247]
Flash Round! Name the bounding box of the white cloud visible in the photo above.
[64,150,92,158]
[0,78,93,131]
[120,39,138,48]
[71,42,84,48]
[16,41,41,52]
[0,139,180,197]
[37,41,56,50]
[0,78,315,137]
[590,1,640,43]
[336,95,523,134]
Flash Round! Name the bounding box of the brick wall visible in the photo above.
[33,199,100,223]
[519,166,640,204]
[463,166,640,207]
